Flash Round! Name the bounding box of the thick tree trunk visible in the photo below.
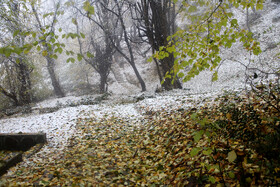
[161,54,182,90]
[99,73,107,94]
[46,56,65,98]
[17,61,32,105]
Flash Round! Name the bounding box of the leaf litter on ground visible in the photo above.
[1,89,278,186]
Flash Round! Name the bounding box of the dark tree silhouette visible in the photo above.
[135,0,182,90]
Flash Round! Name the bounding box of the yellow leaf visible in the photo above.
[42,50,48,56]
[227,150,237,162]
[226,113,232,120]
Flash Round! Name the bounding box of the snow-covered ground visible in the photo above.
[0,89,225,165]
[0,90,217,151]
[0,89,223,173]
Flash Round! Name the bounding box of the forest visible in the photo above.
[0,0,280,186]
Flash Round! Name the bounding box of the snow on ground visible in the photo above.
[33,95,97,109]
[0,107,81,150]
[0,88,229,180]
[0,89,222,153]
[0,90,221,156]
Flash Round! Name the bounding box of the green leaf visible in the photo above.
[14,47,21,55]
[72,18,77,25]
[50,38,56,43]
[67,33,78,39]
[228,171,235,179]
[165,74,171,79]
[231,19,238,27]
[212,71,218,82]
[4,48,12,57]
[67,57,75,63]
[43,13,49,18]
[32,32,37,38]
[33,41,39,46]
[13,30,20,38]
[42,50,48,57]
[80,33,85,39]
[83,1,95,16]
[190,148,200,157]
[77,53,83,61]
[256,3,263,10]
[0,48,4,55]
[253,46,262,55]
[53,54,58,59]
[147,56,153,63]
[86,52,94,58]
[59,28,62,32]
[202,148,213,156]
[178,72,184,78]
[57,48,63,54]
[208,176,216,184]
[227,150,237,162]
[191,113,198,120]
[193,130,204,143]
[188,5,197,13]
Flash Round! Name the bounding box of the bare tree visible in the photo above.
[76,22,114,93]
[73,0,121,93]
[113,0,146,91]
[74,0,146,92]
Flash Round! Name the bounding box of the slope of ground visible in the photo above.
[0,87,279,186]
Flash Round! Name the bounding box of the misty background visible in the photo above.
[0,0,279,111]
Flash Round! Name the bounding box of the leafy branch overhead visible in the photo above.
[0,0,95,64]
[83,0,95,17]
[154,0,264,83]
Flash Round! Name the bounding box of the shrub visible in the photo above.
[202,82,280,185]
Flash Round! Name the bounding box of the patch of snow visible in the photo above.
[34,95,97,109]
[0,107,82,150]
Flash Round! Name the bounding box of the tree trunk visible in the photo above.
[161,54,182,90]
[46,56,65,98]
[0,85,19,106]
[153,57,163,83]
[99,73,107,94]
[17,60,32,105]
[31,3,65,98]
[136,0,182,90]
[131,62,146,92]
